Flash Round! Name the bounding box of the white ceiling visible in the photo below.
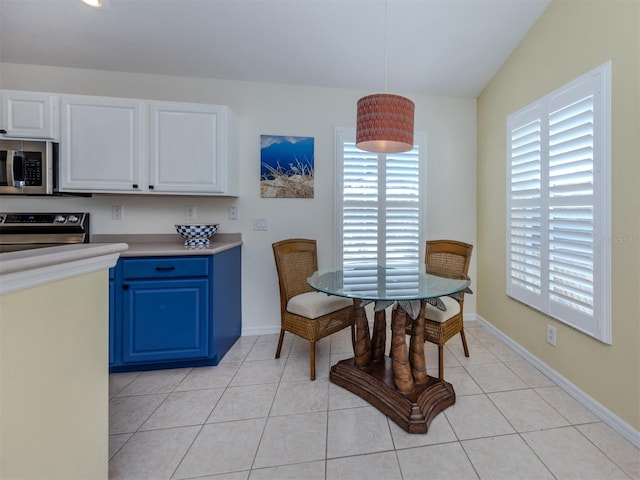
[0,0,550,98]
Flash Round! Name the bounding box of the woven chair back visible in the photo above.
[425,239,473,279]
[272,238,318,302]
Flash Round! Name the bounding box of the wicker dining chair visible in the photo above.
[420,239,473,379]
[272,238,355,380]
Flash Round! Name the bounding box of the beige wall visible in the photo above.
[477,0,639,430]
[0,64,477,335]
[0,271,109,479]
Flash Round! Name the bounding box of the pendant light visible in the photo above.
[81,0,109,7]
[356,0,415,154]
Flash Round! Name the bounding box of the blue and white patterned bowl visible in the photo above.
[175,224,219,248]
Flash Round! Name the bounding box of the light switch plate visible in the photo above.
[254,217,268,231]
[185,206,197,220]
[112,205,123,220]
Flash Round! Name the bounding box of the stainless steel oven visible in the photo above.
[0,140,57,195]
[0,212,90,253]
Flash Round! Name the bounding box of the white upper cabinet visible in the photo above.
[58,94,239,196]
[59,95,145,193]
[0,90,59,140]
[148,102,238,195]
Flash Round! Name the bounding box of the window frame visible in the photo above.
[334,127,426,267]
[506,61,612,344]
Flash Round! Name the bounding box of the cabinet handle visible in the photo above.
[155,266,176,271]
[0,129,6,134]
[149,185,154,190]
[123,284,129,290]
[132,184,139,189]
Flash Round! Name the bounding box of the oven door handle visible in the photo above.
[6,151,25,188]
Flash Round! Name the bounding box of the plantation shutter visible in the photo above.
[342,143,379,264]
[506,62,611,343]
[507,104,545,310]
[547,81,597,326]
[336,129,423,272]
[386,151,421,264]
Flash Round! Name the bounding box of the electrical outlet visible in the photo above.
[546,325,557,346]
[185,206,197,220]
[111,205,123,220]
[228,206,239,220]
[253,217,268,231]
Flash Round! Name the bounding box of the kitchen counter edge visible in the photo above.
[92,233,242,257]
[118,241,242,257]
[0,243,128,295]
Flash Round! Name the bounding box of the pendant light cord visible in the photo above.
[384,0,388,93]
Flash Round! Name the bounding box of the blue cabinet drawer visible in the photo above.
[121,256,209,279]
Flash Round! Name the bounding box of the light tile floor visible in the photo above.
[109,324,640,480]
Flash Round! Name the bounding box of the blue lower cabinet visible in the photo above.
[109,266,115,366]
[109,248,241,373]
[122,278,210,364]
[211,247,242,363]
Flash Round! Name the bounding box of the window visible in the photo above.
[334,128,425,267]
[506,62,611,343]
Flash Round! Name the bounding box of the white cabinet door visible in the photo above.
[148,102,237,195]
[59,95,145,193]
[0,90,59,140]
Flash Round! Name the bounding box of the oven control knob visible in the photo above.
[68,215,80,223]
[54,215,66,223]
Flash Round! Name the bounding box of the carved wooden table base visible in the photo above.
[330,299,455,434]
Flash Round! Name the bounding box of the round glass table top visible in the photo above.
[308,263,470,301]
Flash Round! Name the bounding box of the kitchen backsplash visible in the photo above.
[0,194,239,235]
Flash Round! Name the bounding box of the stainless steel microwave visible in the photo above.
[0,140,57,195]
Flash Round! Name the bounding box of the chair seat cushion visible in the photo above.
[287,292,353,319]
[425,296,461,323]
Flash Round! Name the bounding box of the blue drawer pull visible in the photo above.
[155,266,176,271]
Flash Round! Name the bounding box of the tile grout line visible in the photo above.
[246,333,289,474]
[169,335,262,479]
[168,366,226,480]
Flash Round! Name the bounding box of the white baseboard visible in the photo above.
[464,312,479,323]
[475,315,640,449]
[242,325,281,337]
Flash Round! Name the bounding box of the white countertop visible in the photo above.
[91,233,242,257]
[118,241,242,256]
[0,233,242,294]
[0,243,128,294]
[0,243,126,274]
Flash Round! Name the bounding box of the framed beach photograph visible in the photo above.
[260,135,314,198]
